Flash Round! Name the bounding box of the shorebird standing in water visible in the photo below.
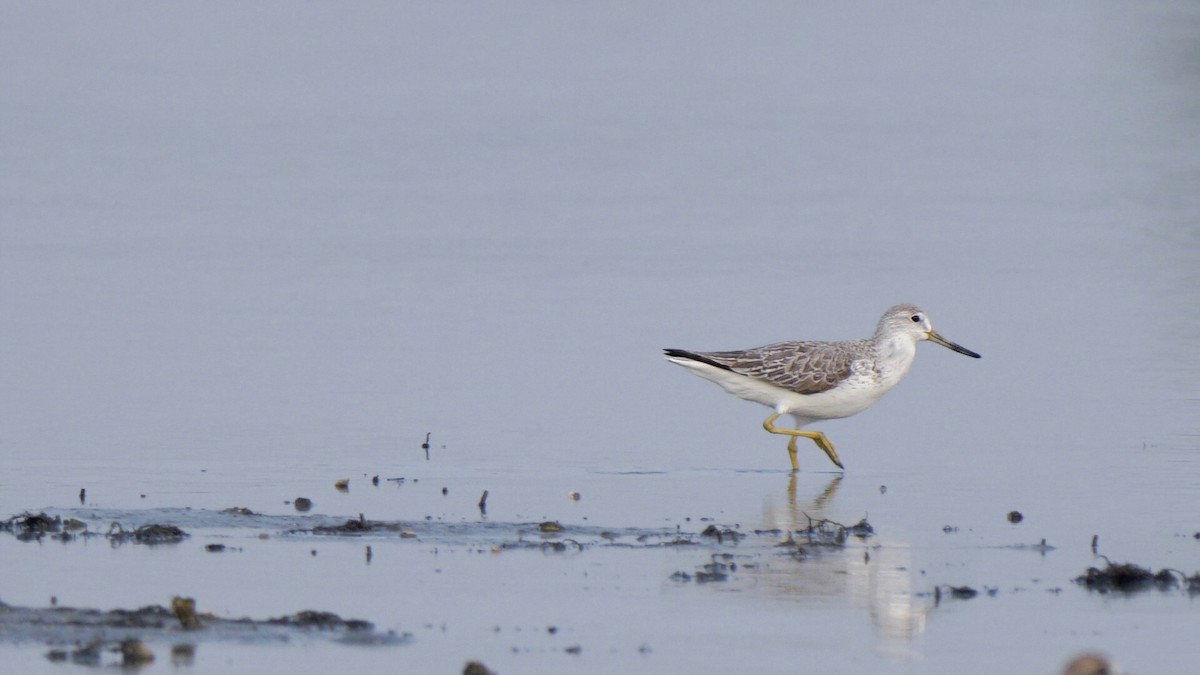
[664,304,980,471]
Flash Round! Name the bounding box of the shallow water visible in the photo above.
[2,2,1199,673]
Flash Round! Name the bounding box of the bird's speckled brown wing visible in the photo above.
[691,340,870,395]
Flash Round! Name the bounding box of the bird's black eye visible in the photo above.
[911,314,921,322]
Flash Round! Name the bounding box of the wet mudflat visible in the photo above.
[3,463,1199,674]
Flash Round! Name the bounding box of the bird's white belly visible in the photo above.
[775,372,888,421]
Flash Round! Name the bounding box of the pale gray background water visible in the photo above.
[2,2,1198,674]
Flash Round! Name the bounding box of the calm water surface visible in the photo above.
[2,2,1198,673]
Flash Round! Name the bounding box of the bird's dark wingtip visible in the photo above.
[663,348,733,371]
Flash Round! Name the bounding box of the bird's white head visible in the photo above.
[876,304,981,358]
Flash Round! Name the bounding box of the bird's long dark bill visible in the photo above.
[927,330,981,358]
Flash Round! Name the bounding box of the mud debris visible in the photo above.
[46,640,103,666]
[2,512,63,539]
[700,524,740,543]
[671,554,741,583]
[335,478,350,492]
[311,514,403,535]
[170,643,196,666]
[538,521,563,533]
[927,584,982,606]
[792,515,874,548]
[263,610,374,632]
[1074,559,1200,594]
[463,660,495,675]
[12,599,402,664]
[694,561,733,583]
[540,539,584,553]
[4,516,190,546]
[107,522,188,545]
[120,638,155,666]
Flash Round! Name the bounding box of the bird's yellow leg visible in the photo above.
[763,413,845,470]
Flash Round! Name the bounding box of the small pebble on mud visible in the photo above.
[1007,510,1024,523]
[294,497,313,512]
[335,478,350,492]
[1062,653,1116,675]
[539,521,563,533]
[568,491,581,501]
[171,596,201,630]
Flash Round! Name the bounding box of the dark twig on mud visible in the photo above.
[422,432,431,460]
[478,490,488,515]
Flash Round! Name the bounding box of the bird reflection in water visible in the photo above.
[752,473,930,659]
